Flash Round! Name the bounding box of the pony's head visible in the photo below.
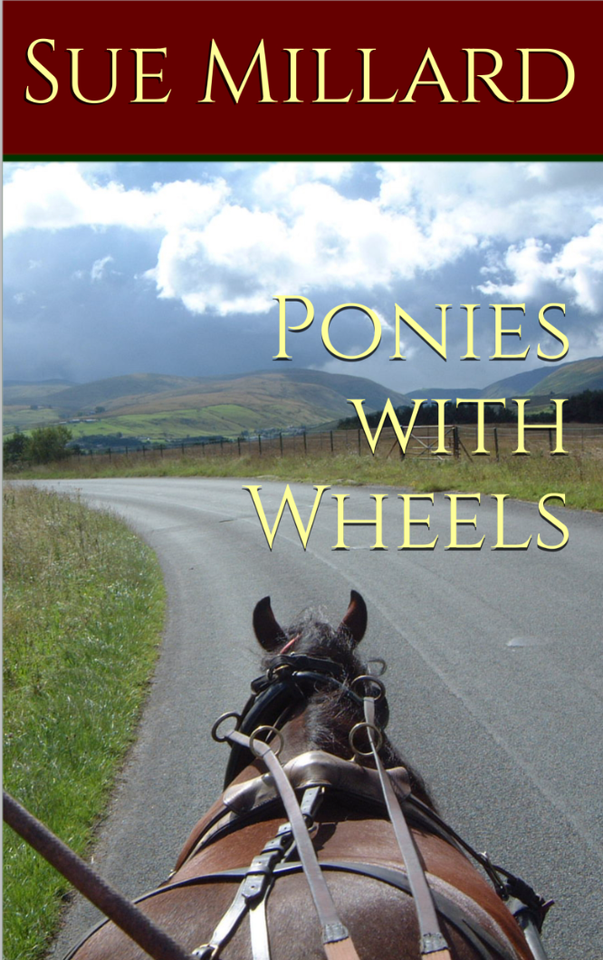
[250,591,433,807]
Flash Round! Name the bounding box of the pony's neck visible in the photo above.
[276,692,436,810]
[278,712,316,763]
[278,694,361,765]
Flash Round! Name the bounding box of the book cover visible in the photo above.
[3,3,602,959]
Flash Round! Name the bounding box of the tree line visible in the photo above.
[337,389,603,430]
[3,425,73,468]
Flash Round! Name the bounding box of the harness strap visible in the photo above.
[362,696,452,960]
[62,861,519,960]
[191,823,293,959]
[249,895,270,960]
[405,797,553,933]
[226,728,361,960]
[313,863,517,960]
[191,786,326,960]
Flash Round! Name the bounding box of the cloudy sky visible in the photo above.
[3,160,603,392]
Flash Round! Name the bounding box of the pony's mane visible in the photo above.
[264,611,435,809]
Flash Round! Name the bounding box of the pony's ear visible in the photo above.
[339,590,367,646]
[253,596,286,651]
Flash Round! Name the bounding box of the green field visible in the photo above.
[64,403,305,440]
[3,407,61,433]
[3,485,166,960]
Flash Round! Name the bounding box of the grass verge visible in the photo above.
[3,484,166,960]
[10,447,603,512]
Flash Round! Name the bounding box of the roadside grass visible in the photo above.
[10,447,603,511]
[3,485,166,960]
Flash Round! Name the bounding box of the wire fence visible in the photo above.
[67,421,603,467]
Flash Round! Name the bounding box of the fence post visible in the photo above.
[181,443,185,455]
[108,448,112,461]
[142,446,146,458]
[453,426,459,459]
[279,433,283,455]
[330,430,334,454]
[303,431,307,454]
[237,437,241,456]
[494,427,499,461]
[548,428,553,452]
[258,435,262,456]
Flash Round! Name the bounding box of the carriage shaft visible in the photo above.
[3,791,193,960]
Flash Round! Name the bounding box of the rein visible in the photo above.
[213,724,361,960]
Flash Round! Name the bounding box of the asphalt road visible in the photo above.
[34,477,602,960]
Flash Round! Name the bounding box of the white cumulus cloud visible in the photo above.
[4,160,603,319]
[90,255,114,282]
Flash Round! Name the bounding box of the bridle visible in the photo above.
[220,649,386,788]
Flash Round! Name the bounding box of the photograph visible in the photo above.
[3,6,603,960]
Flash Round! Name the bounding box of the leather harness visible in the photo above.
[63,652,551,960]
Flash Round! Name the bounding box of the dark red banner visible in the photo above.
[3,0,600,157]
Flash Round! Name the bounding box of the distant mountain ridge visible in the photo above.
[3,378,75,388]
[24,370,412,418]
[521,356,603,397]
[3,369,412,440]
[4,357,601,440]
[405,387,482,401]
[408,356,603,403]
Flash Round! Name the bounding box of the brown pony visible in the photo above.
[68,592,547,960]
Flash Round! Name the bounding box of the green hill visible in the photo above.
[7,358,600,441]
[3,370,411,440]
[478,367,554,397]
[3,380,76,405]
[480,356,603,399]
[523,357,603,397]
[38,373,204,414]
[409,357,603,405]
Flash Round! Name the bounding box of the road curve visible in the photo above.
[31,477,602,960]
